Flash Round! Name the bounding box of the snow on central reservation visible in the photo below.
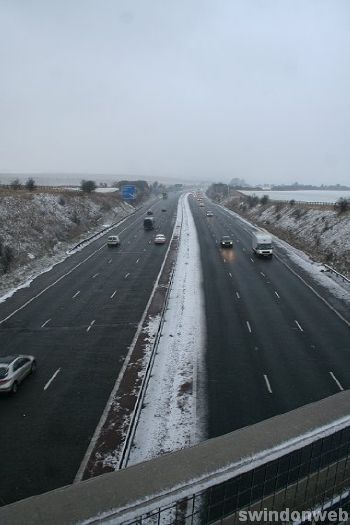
[128,194,206,466]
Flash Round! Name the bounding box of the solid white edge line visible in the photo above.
[0,211,146,326]
[329,371,344,392]
[41,318,51,328]
[273,255,350,329]
[263,374,273,394]
[74,194,183,483]
[44,368,61,391]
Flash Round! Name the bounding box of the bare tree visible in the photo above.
[25,177,36,191]
[10,178,22,190]
[81,180,97,193]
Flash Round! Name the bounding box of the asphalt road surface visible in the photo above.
[0,193,179,506]
[189,196,350,440]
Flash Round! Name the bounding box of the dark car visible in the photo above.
[220,236,233,248]
[146,210,153,216]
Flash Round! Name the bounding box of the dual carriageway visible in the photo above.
[0,191,349,507]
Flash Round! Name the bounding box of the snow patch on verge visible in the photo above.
[273,237,350,304]
[128,193,206,466]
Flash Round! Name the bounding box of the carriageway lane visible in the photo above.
[189,197,350,439]
[0,193,179,507]
[214,201,350,322]
[1,205,173,331]
[0,196,162,324]
[211,200,350,380]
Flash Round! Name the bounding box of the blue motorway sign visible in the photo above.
[121,184,137,200]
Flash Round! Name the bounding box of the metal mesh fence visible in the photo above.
[122,425,350,524]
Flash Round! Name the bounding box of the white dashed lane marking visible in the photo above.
[86,320,96,332]
[295,320,304,332]
[44,368,61,391]
[263,374,273,394]
[329,371,344,391]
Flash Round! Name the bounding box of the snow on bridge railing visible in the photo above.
[1,391,350,525]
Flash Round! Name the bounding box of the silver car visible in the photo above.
[0,355,36,394]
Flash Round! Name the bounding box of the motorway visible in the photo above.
[1,190,350,508]
[0,193,179,506]
[189,195,350,440]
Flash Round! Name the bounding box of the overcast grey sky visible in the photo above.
[0,1,349,185]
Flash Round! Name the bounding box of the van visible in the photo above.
[143,217,155,230]
[252,232,273,257]
[107,235,120,247]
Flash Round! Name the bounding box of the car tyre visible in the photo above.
[11,381,18,394]
[30,361,36,374]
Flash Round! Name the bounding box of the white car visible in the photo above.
[206,211,214,217]
[107,235,120,247]
[154,234,166,245]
